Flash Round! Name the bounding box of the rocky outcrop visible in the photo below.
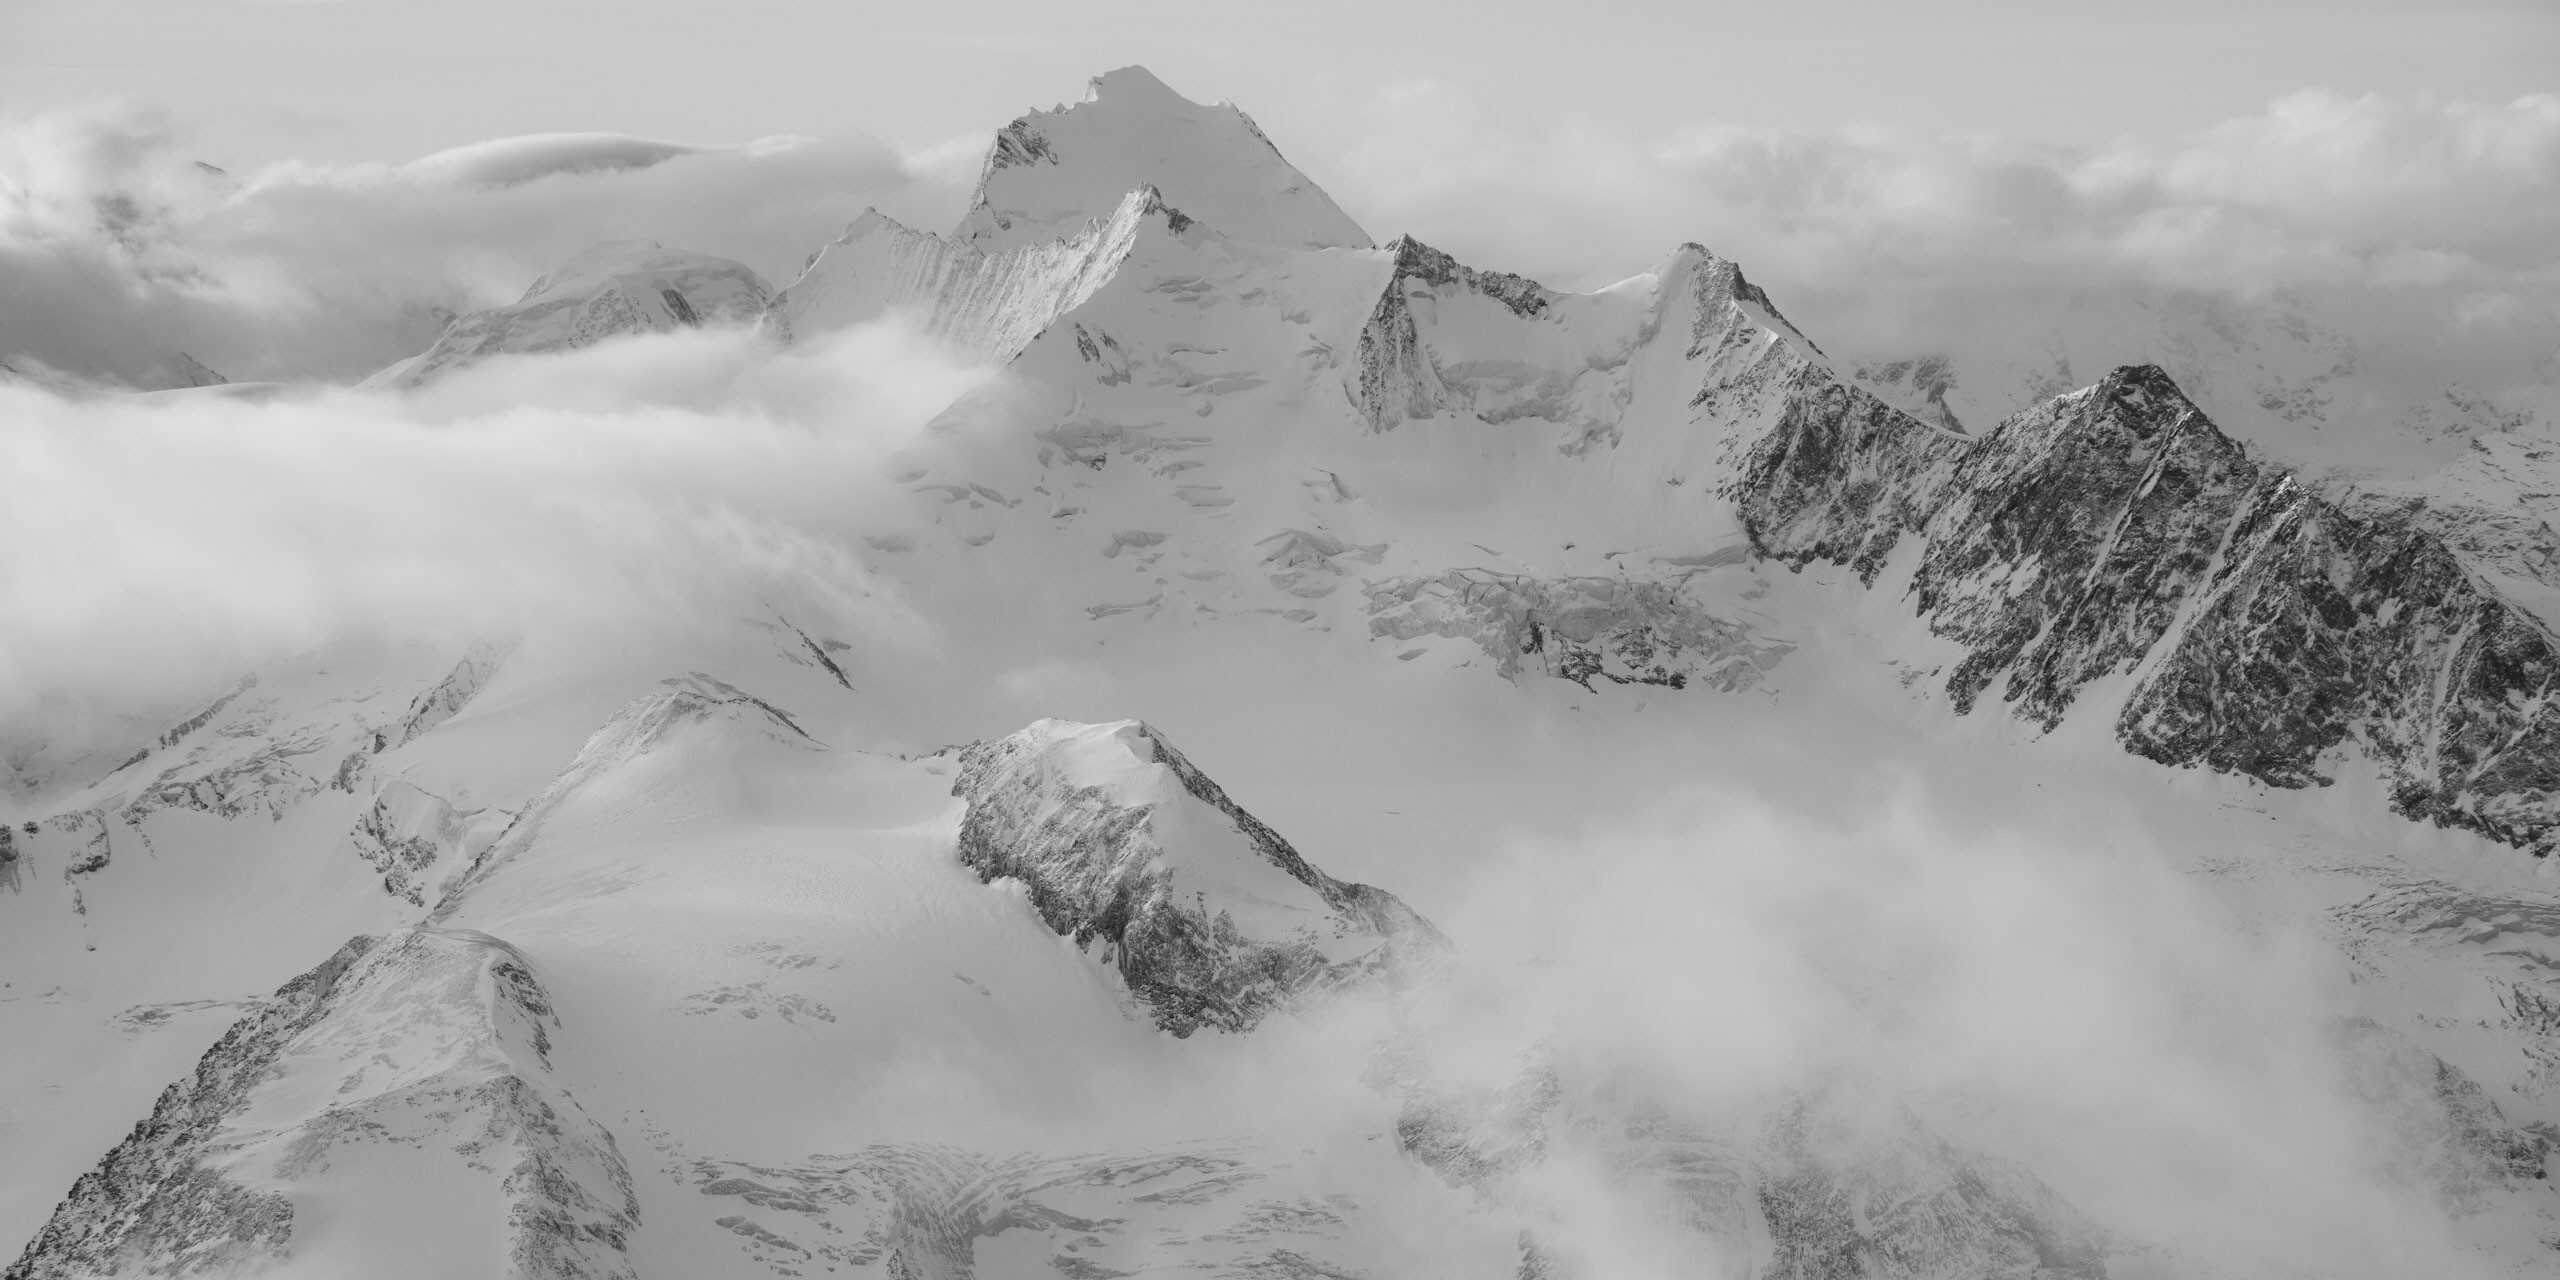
[349,780,469,905]
[1346,237,1827,458]
[7,929,640,1280]
[686,1140,1378,1279]
[5,937,374,1280]
[1367,569,1790,692]
[2332,1018,2554,1211]
[949,719,1440,1035]
[1349,236,1558,433]
[1736,363,2560,856]
[379,642,506,752]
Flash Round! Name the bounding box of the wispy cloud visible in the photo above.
[0,320,995,737]
[0,104,975,384]
[1324,85,2560,401]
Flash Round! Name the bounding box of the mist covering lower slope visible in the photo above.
[7,65,2560,1280]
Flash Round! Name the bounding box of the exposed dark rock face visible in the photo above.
[950,720,1441,1036]
[1735,363,2560,856]
[687,1141,1357,1278]
[349,781,468,905]
[381,642,507,752]
[983,120,1057,175]
[6,936,374,1280]
[1366,569,1790,692]
[771,619,853,690]
[8,930,642,1280]
[1382,236,1550,320]
[2332,1018,2555,1210]
[1343,225,2560,858]
[59,810,112,878]
[1349,236,1556,432]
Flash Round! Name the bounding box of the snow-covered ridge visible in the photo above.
[431,673,819,916]
[956,65,1371,253]
[1347,236,1833,454]
[17,61,2560,1280]
[949,719,1440,1035]
[770,186,1187,361]
[364,241,773,388]
[6,929,639,1280]
[1739,362,2560,855]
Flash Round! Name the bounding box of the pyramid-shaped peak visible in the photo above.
[955,67,1372,254]
[1084,65,1190,105]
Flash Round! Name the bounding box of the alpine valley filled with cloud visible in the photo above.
[5,53,2560,1280]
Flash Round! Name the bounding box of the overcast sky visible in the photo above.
[2,0,2553,393]
[8,0,2553,166]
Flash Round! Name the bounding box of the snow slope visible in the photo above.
[955,66,1372,254]
[363,241,774,388]
[10,63,2560,1280]
[771,188,1170,362]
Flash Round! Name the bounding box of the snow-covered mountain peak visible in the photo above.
[1083,64,1194,108]
[1661,241,1828,362]
[950,718,1441,1035]
[772,184,1195,361]
[363,240,773,387]
[955,65,1371,253]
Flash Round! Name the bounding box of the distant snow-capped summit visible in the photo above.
[771,185,1196,362]
[955,65,1372,253]
[20,65,2560,1280]
[362,241,773,387]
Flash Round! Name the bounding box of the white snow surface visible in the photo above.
[7,63,2560,1280]
[773,189,1168,362]
[954,66,1372,254]
[362,240,773,388]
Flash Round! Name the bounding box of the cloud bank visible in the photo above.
[6,84,2549,411]
[0,80,2540,1278]
[0,104,975,385]
[1366,773,2512,1279]
[0,320,995,751]
[1327,85,2559,402]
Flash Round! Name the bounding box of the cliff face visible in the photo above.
[1328,213,2560,858]
[949,719,1440,1036]
[6,930,640,1280]
[1735,363,2560,854]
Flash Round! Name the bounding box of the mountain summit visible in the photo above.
[12,66,2560,1280]
[955,65,1372,252]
